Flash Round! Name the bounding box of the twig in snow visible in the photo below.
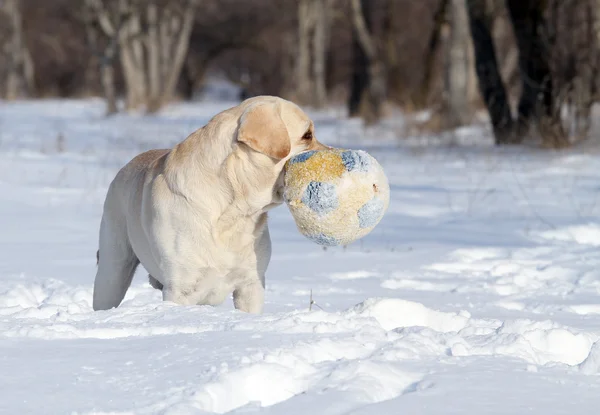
[309,289,325,311]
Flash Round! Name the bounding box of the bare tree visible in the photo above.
[348,1,369,118]
[312,0,330,107]
[547,0,596,145]
[417,0,449,109]
[296,0,331,107]
[442,0,473,128]
[466,0,579,147]
[506,0,568,148]
[348,0,386,124]
[1,0,34,99]
[82,0,125,114]
[86,0,199,113]
[466,0,516,144]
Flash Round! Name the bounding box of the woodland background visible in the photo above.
[1,0,599,148]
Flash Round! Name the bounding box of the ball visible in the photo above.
[283,148,390,246]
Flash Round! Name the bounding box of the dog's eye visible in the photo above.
[302,131,313,140]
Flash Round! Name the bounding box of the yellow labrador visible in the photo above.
[93,96,327,313]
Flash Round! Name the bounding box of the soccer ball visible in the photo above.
[283,148,390,246]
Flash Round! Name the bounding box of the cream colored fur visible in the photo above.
[93,96,327,313]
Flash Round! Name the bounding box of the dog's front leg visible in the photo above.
[233,279,264,314]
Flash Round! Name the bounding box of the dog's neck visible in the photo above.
[163,120,283,248]
[225,147,284,212]
[211,150,282,249]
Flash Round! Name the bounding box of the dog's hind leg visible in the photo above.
[93,214,139,311]
[148,274,163,290]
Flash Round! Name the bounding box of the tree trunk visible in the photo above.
[296,0,313,104]
[466,0,516,144]
[364,58,387,125]
[311,0,329,108]
[506,0,568,148]
[120,43,143,110]
[87,0,198,113]
[348,25,369,117]
[147,2,161,110]
[280,32,298,99]
[100,29,118,115]
[443,0,472,128]
[418,0,449,109]
[466,30,479,106]
[180,58,197,100]
[121,9,148,111]
[101,62,118,114]
[159,1,198,111]
[3,0,26,100]
[349,0,385,124]
[567,0,594,140]
[83,0,118,115]
[22,45,35,96]
[593,0,600,101]
[296,0,330,108]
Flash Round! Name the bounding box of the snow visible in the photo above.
[1,97,600,414]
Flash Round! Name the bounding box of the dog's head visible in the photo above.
[236,96,328,162]
[231,96,327,211]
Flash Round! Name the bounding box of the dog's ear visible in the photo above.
[237,102,291,160]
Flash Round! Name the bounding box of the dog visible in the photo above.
[93,96,328,313]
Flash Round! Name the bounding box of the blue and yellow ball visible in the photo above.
[283,148,390,246]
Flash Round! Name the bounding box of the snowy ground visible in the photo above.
[1,97,600,414]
